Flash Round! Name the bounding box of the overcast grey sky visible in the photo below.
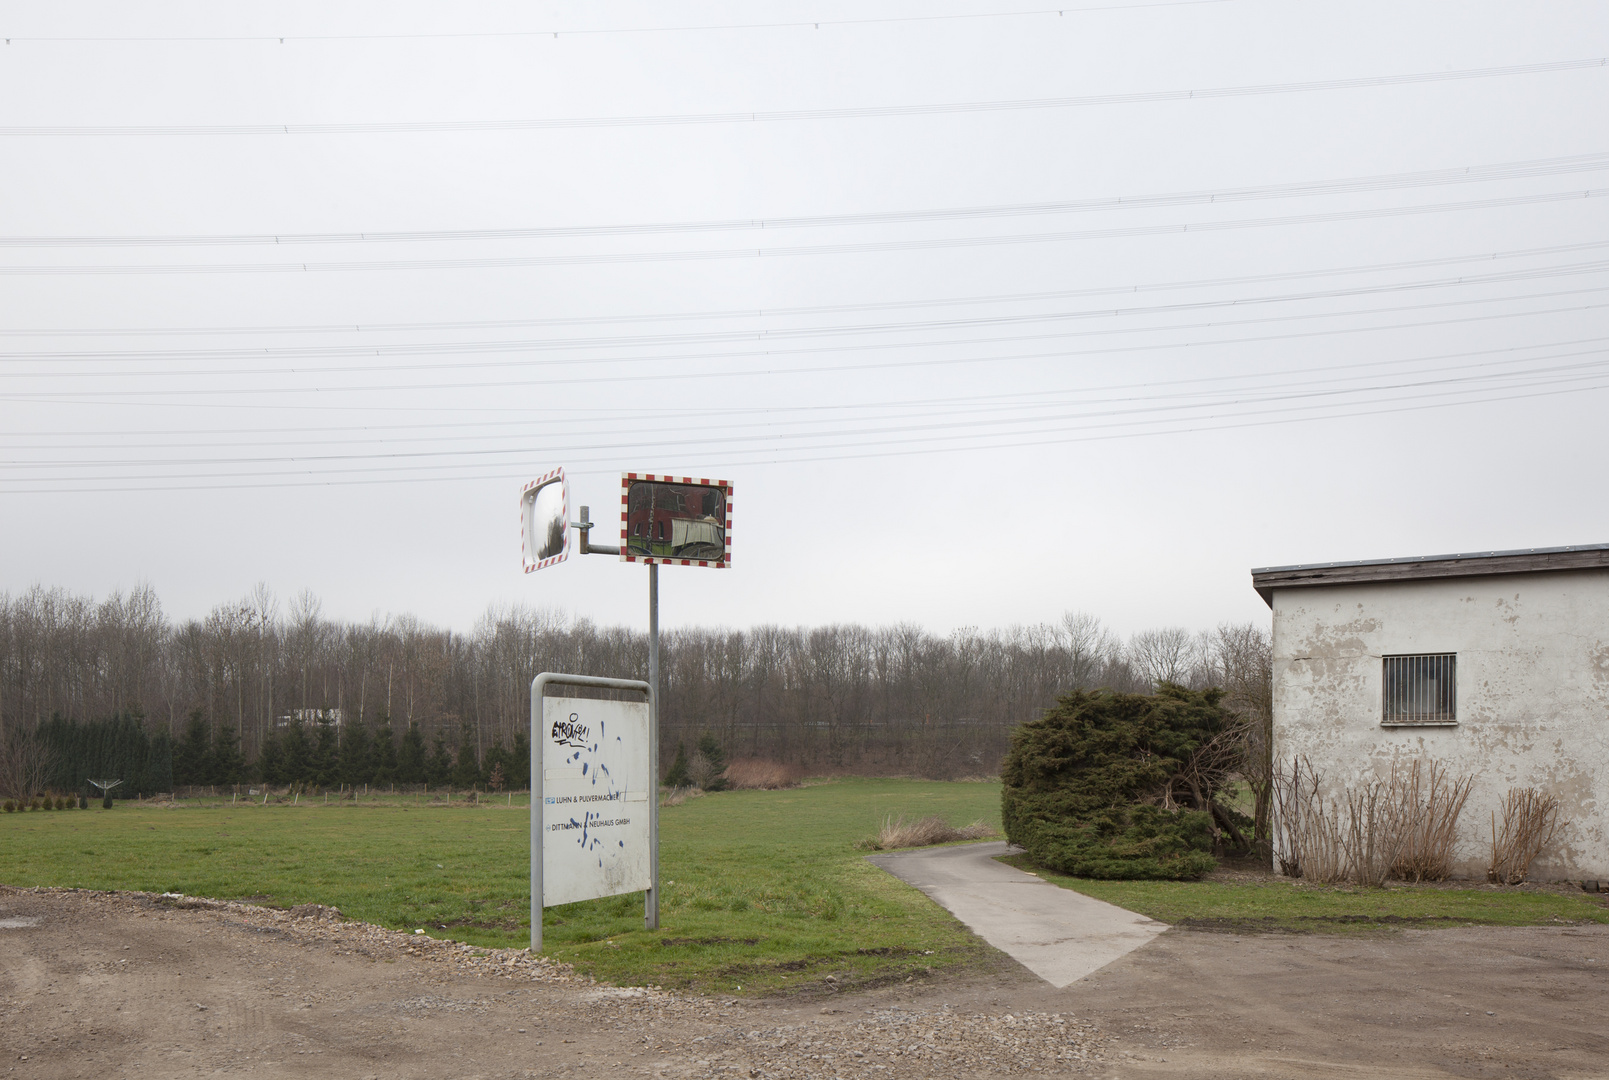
[3,1,1607,636]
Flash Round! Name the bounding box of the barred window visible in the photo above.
[1382,654,1456,725]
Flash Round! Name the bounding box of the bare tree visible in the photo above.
[1,581,1277,783]
[1127,626,1201,688]
[1057,611,1119,688]
[1212,621,1274,857]
[0,722,57,800]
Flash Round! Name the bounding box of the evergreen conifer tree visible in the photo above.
[146,729,174,794]
[371,714,399,784]
[664,741,690,787]
[338,719,373,788]
[451,721,482,789]
[279,719,311,785]
[37,712,170,798]
[397,723,427,784]
[482,738,509,791]
[696,732,728,790]
[210,724,245,785]
[256,729,284,783]
[310,719,339,788]
[510,730,531,791]
[1000,685,1228,880]
[173,710,210,787]
[426,733,452,786]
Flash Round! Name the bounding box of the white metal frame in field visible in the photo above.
[529,671,655,954]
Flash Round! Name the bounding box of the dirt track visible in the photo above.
[3,885,1607,1079]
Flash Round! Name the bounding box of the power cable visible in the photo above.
[5,188,1604,276]
[7,151,1607,247]
[7,344,1603,466]
[11,283,1606,414]
[3,57,1603,136]
[0,2,1237,44]
[4,365,1604,490]
[5,290,1606,397]
[8,237,1608,338]
[12,275,1609,376]
[7,268,1608,371]
[8,329,1603,444]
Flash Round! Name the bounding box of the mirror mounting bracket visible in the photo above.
[572,505,621,556]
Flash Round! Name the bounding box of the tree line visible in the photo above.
[170,709,531,792]
[0,583,1271,788]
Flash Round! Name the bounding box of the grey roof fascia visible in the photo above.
[1249,543,1609,607]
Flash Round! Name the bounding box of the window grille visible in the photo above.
[1382,653,1456,725]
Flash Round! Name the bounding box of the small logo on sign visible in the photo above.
[551,712,588,747]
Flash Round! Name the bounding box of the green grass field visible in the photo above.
[0,778,1004,993]
[999,854,1609,933]
[8,780,1606,995]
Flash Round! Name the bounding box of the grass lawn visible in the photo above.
[0,778,1003,993]
[998,854,1609,933]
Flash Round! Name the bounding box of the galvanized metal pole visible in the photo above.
[646,562,660,931]
[530,677,544,954]
[564,503,656,933]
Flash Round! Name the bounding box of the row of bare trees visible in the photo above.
[0,584,1271,780]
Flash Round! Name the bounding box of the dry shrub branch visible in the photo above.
[859,814,998,850]
[722,758,803,790]
[1274,756,1477,886]
[1344,780,1409,888]
[1488,787,1561,884]
[1271,754,1320,877]
[1298,789,1350,885]
[1393,760,1473,882]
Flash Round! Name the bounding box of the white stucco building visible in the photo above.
[1252,544,1609,881]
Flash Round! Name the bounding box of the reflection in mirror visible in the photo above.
[624,481,726,561]
[525,478,567,562]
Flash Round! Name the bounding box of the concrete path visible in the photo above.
[867,840,1168,988]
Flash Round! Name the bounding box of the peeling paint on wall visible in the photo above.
[1272,570,1609,880]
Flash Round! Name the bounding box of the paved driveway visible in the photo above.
[867,840,1168,987]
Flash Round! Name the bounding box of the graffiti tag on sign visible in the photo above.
[550,712,589,747]
[540,695,651,907]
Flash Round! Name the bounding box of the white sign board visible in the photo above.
[540,695,652,907]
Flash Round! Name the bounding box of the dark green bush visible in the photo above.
[696,732,729,791]
[3,800,14,813]
[102,792,113,810]
[78,794,88,809]
[663,741,689,788]
[1001,684,1242,881]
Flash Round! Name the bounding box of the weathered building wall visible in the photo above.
[1272,569,1609,880]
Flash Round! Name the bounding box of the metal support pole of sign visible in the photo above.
[529,671,652,955]
[646,562,660,931]
[561,505,659,934]
[530,684,542,955]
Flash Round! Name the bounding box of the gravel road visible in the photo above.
[4,883,1607,1079]
[0,885,1097,1079]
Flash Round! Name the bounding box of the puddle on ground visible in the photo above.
[0,916,42,929]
